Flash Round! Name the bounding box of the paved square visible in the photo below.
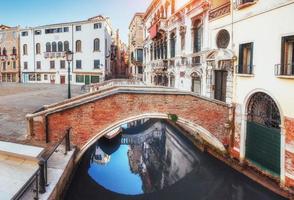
[0,83,85,141]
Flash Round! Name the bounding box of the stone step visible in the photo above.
[0,141,44,161]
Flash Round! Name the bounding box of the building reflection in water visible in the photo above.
[65,119,286,200]
[88,119,199,195]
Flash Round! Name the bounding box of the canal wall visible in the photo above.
[38,147,77,200]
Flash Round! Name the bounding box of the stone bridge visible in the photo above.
[26,85,233,159]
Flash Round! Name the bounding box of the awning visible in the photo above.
[149,23,158,39]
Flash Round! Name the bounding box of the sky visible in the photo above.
[0,0,152,43]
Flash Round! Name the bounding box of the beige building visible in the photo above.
[0,25,20,82]
[128,13,144,80]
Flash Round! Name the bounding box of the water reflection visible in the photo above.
[66,119,286,200]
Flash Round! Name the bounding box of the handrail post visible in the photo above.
[38,159,46,194]
[65,128,71,155]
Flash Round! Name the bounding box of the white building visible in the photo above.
[142,0,294,190]
[20,15,113,85]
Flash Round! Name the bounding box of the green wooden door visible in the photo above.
[85,75,90,85]
[246,121,281,175]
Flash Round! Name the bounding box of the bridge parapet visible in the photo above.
[26,85,233,157]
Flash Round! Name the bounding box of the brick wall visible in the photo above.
[285,117,294,187]
[29,92,230,150]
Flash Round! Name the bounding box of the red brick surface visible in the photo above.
[285,117,294,187]
[31,93,230,149]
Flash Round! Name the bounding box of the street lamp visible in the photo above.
[65,50,73,99]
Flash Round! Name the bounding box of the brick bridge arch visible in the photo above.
[27,86,232,161]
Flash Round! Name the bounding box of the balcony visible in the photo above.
[150,60,168,70]
[275,64,294,78]
[0,55,8,61]
[209,2,231,21]
[44,52,66,59]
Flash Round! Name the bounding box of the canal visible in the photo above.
[65,119,286,200]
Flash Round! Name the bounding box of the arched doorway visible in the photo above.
[246,92,281,176]
[191,72,201,95]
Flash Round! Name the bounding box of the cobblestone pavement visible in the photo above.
[0,83,85,141]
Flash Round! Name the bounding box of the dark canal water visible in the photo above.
[65,119,286,200]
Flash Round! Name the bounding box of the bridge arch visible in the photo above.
[76,112,227,161]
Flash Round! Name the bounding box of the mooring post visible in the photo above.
[38,159,46,194]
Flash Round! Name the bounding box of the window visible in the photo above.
[76,26,81,31]
[279,35,294,76]
[36,61,41,69]
[60,60,66,69]
[76,40,82,52]
[22,31,28,36]
[76,60,82,69]
[94,23,102,29]
[91,76,100,83]
[58,41,63,52]
[12,47,17,55]
[50,61,55,69]
[24,62,28,69]
[13,61,16,69]
[94,38,100,51]
[46,42,51,52]
[44,74,48,81]
[64,27,69,32]
[76,75,84,83]
[37,74,41,81]
[240,0,254,4]
[23,44,28,55]
[136,49,143,62]
[2,62,6,70]
[36,43,41,54]
[170,33,176,58]
[217,29,230,49]
[52,42,57,52]
[2,48,7,56]
[34,30,41,35]
[64,41,69,51]
[94,60,100,69]
[238,42,254,74]
[138,66,143,74]
[192,20,202,53]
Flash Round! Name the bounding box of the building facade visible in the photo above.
[128,13,144,80]
[142,0,294,189]
[110,30,129,79]
[0,25,20,83]
[20,15,113,85]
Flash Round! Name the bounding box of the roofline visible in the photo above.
[143,0,160,21]
[20,16,110,31]
[128,12,144,29]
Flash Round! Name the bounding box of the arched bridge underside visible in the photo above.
[27,86,232,159]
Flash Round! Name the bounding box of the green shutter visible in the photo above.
[250,42,254,74]
[246,121,281,176]
[238,44,244,73]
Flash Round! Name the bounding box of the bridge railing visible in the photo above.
[82,79,146,92]
[12,129,71,200]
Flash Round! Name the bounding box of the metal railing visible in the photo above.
[275,64,294,76]
[12,129,71,200]
[236,64,254,75]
